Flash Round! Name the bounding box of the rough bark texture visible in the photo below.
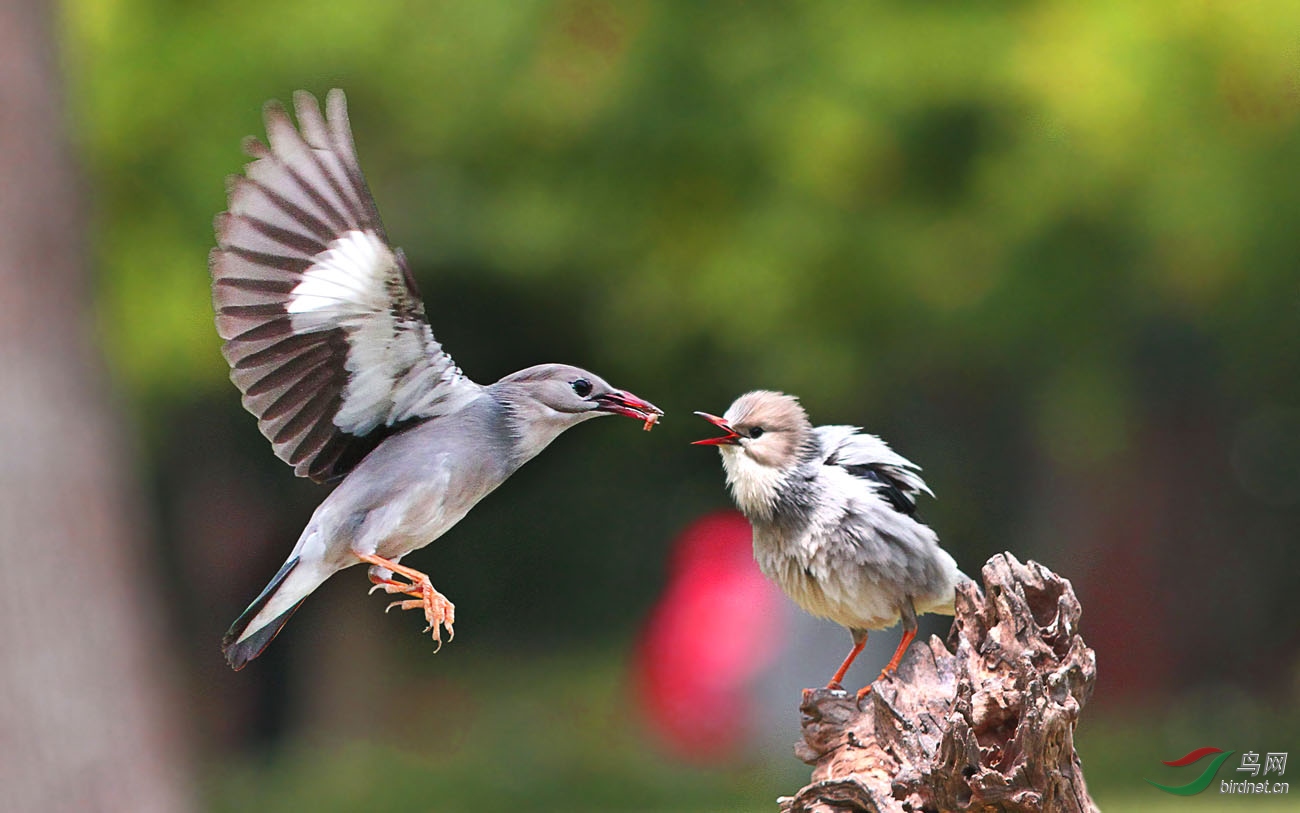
[780,553,1098,813]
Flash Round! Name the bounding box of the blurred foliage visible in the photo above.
[208,650,805,812]
[59,0,1300,656]
[62,0,1300,415]
[202,648,1300,811]
[56,0,1300,808]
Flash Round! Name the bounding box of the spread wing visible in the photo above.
[210,89,482,483]
[817,425,933,515]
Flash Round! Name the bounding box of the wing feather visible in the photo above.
[817,425,933,515]
[211,89,482,482]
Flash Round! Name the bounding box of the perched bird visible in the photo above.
[210,89,662,670]
[693,391,965,699]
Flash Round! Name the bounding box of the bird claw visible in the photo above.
[420,592,455,652]
[369,580,410,596]
[369,571,455,652]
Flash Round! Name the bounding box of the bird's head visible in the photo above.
[498,363,662,421]
[493,364,662,459]
[693,391,814,470]
[693,391,816,519]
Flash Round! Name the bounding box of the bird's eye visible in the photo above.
[749,427,765,439]
[571,378,593,397]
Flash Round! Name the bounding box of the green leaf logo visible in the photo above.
[1145,748,1236,796]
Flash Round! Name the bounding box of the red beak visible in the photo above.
[691,411,741,446]
[595,390,664,424]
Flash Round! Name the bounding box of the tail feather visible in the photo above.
[222,556,304,671]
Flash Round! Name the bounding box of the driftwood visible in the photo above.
[780,553,1098,813]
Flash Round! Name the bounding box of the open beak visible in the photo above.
[594,390,664,428]
[691,411,741,446]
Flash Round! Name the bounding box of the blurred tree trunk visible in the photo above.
[0,2,193,811]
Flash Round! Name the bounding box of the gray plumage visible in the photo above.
[695,391,965,695]
[211,90,661,669]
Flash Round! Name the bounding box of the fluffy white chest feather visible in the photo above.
[720,446,788,521]
[721,448,955,631]
[754,490,907,630]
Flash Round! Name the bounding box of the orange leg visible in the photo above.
[881,627,917,676]
[357,552,455,651]
[856,626,917,701]
[826,634,867,690]
[856,600,919,701]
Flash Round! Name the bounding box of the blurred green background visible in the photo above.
[13,0,1300,809]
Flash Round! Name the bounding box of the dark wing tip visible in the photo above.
[261,97,288,119]
[847,464,920,515]
[292,89,320,110]
[222,600,305,671]
[222,173,245,198]
[241,135,270,160]
[221,557,302,671]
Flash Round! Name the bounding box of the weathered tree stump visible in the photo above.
[779,553,1098,813]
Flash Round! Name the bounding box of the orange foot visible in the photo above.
[358,552,456,651]
[855,627,918,702]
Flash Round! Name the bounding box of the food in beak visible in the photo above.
[597,391,664,429]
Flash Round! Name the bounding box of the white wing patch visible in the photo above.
[287,230,478,436]
[287,230,388,323]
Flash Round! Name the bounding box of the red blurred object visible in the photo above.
[634,511,786,760]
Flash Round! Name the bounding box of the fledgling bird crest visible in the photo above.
[703,391,818,520]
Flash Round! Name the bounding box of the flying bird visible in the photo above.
[693,391,965,699]
[210,89,662,670]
